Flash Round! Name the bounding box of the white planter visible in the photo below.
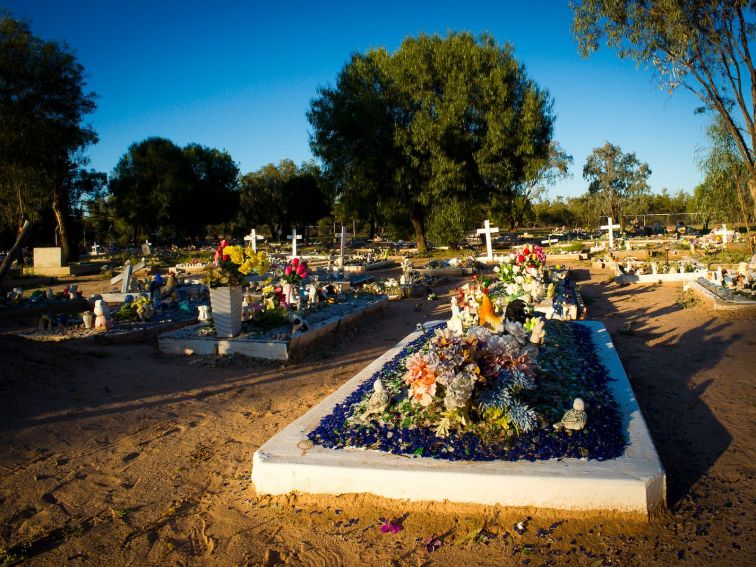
[210,286,242,338]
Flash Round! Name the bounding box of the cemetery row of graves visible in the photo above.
[0,214,754,566]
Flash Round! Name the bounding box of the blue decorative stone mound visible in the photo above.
[308,321,627,462]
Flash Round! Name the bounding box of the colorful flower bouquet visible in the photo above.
[202,239,270,288]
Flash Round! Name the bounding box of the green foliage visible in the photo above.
[583,142,651,224]
[572,0,756,216]
[235,159,329,240]
[309,32,555,251]
[0,14,97,249]
[693,116,754,232]
[108,138,240,243]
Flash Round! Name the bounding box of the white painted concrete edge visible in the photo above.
[252,321,666,514]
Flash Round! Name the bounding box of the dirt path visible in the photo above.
[1,264,754,566]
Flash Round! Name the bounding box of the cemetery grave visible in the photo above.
[253,318,665,514]
[159,292,387,359]
[22,246,102,277]
[416,255,479,277]
[687,260,756,313]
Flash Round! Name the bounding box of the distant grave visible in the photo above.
[24,247,101,277]
[159,295,387,360]
[689,278,756,313]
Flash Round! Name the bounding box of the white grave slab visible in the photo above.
[252,321,666,515]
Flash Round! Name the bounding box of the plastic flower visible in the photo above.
[380,520,402,534]
[403,352,437,406]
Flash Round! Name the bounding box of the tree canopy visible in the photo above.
[0,13,97,258]
[308,32,555,250]
[583,142,651,225]
[236,160,330,240]
[572,0,756,216]
[108,138,240,244]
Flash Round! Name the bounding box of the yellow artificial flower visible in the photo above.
[222,245,244,265]
[238,258,256,275]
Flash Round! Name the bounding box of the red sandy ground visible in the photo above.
[0,261,754,566]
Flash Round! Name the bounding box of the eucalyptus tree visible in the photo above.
[309,32,555,251]
[572,0,756,216]
[582,142,651,226]
[0,14,97,259]
[694,115,754,245]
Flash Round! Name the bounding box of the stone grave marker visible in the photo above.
[335,225,351,267]
[33,247,65,269]
[141,240,152,256]
[476,219,499,261]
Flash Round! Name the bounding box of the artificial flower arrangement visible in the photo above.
[280,257,308,284]
[384,323,541,438]
[202,239,270,288]
[360,278,402,298]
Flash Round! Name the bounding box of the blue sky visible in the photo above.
[5,0,710,198]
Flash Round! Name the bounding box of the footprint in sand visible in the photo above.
[121,452,140,463]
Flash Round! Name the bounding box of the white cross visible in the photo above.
[476,219,499,261]
[287,228,302,258]
[335,226,351,267]
[714,224,730,246]
[600,217,621,249]
[91,242,101,254]
[244,228,265,253]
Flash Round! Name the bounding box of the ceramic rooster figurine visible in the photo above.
[477,292,504,333]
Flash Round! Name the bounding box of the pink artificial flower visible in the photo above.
[292,257,300,267]
[285,265,292,276]
[296,265,307,276]
[380,520,402,534]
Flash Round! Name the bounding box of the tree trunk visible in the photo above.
[52,181,75,262]
[749,175,756,221]
[410,214,427,253]
[738,174,754,252]
[0,220,31,286]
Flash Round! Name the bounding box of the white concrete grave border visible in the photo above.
[252,320,666,515]
[159,297,387,360]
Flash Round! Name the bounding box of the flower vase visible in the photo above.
[283,283,297,307]
[210,286,242,338]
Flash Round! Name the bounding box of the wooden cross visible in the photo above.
[287,228,302,258]
[600,217,621,249]
[476,219,499,261]
[244,228,265,253]
[714,224,730,246]
[335,226,352,267]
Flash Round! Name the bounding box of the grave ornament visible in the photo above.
[553,398,587,431]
